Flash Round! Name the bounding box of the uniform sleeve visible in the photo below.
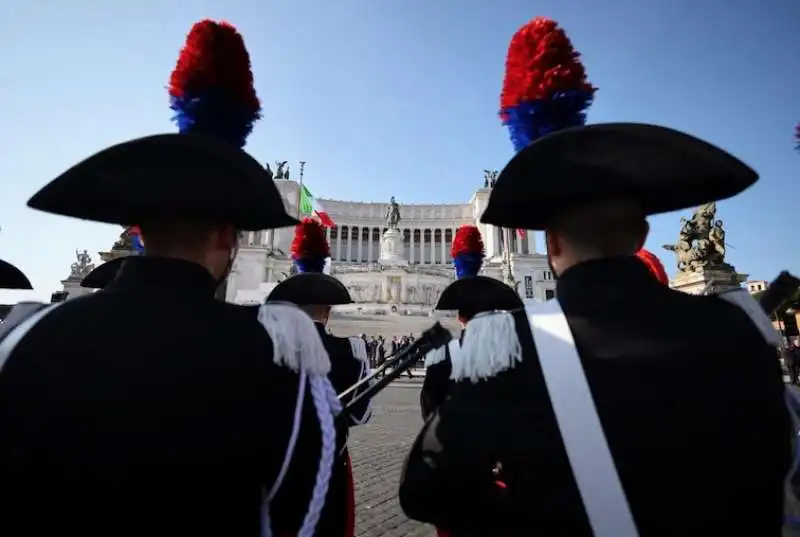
[419,354,451,421]
[231,342,325,537]
[327,339,372,426]
[399,378,516,534]
[344,357,372,426]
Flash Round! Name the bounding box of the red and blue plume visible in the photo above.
[168,20,261,149]
[636,249,669,286]
[290,218,331,273]
[500,17,596,152]
[451,226,485,279]
[127,226,144,254]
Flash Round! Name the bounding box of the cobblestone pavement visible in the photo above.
[352,383,800,537]
[349,384,436,537]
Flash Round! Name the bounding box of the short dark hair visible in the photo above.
[299,304,332,319]
[139,219,237,255]
[548,200,647,257]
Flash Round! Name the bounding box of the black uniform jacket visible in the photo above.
[420,332,463,422]
[0,257,323,537]
[314,323,371,536]
[399,257,791,537]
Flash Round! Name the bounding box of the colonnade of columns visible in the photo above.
[326,226,530,264]
[244,225,532,264]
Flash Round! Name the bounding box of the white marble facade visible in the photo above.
[226,180,557,307]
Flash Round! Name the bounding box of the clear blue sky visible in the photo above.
[1,0,797,302]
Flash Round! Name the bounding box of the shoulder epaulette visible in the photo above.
[348,337,368,362]
[257,303,331,375]
[424,341,449,368]
[453,310,523,382]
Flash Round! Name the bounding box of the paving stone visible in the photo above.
[349,385,436,537]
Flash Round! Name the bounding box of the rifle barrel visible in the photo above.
[338,322,451,417]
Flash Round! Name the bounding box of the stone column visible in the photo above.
[346,227,353,261]
[440,229,447,264]
[493,226,502,257]
[429,229,435,265]
[526,230,536,254]
[357,227,364,262]
[336,229,343,261]
[409,229,415,264]
[367,228,374,263]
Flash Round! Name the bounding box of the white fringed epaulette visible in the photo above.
[348,337,368,362]
[452,311,522,382]
[716,289,782,347]
[424,341,449,368]
[258,303,332,376]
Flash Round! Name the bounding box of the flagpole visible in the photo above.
[297,161,306,219]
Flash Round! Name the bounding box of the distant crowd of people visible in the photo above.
[781,341,800,384]
[357,333,420,376]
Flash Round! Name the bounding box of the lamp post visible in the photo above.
[501,226,518,290]
[296,161,306,219]
[483,168,518,291]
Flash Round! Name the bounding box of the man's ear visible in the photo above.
[212,223,238,251]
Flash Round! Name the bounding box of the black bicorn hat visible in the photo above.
[80,257,127,289]
[267,218,352,306]
[436,275,523,314]
[27,20,298,232]
[269,272,353,306]
[435,226,523,314]
[0,259,33,290]
[483,123,759,230]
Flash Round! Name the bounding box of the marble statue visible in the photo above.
[370,284,380,303]
[663,203,730,272]
[70,249,95,278]
[267,161,289,180]
[384,196,401,229]
[483,169,498,188]
[709,220,726,263]
[406,285,418,304]
[112,229,133,251]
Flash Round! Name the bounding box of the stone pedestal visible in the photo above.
[379,228,408,266]
[670,265,749,295]
[99,249,134,263]
[59,275,93,300]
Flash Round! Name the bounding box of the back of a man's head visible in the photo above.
[299,304,331,324]
[139,219,238,281]
[545,199,648,275]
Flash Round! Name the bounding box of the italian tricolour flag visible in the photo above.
[300,185,336,228]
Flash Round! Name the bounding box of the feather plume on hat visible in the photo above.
[451,225,485,279]
[636,249,669,285]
